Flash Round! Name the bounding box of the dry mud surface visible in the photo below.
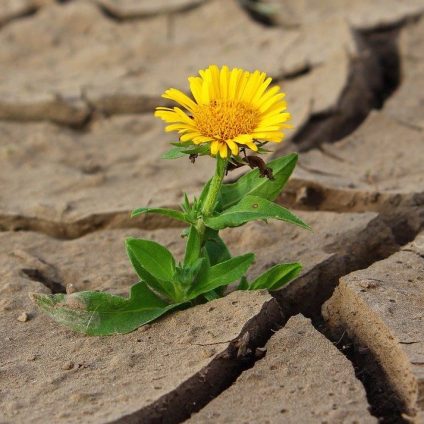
[0,1,424,423]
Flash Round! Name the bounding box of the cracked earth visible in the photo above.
[0,0,424,423]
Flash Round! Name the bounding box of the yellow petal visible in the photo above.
[254,131,284,142]
[247,142,258,151]
[200,78,210,104]
[209,65,221,99]
[254,125,282,132]
[193,135,213,144]
[154,110,181,123]
[255,86,283,109]
[259,93,286,114]
[165,123,194,132]
[226,139,239,156]
[162,88,197,111]
[228,68,242,100]
[173,107,195,125]
[219,65,229,100]
[261,102,288,118]
[210,140,220,155]
[259,113,291,127]
[180,132,201,142]
[234,134,254,145]
[251,76,272,103]
[241,70,263,102]
[219,142,228,158]
[235,71,250,101]
[235,134,258,151]
[189,76,203,104]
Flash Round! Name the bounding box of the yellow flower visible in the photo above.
[155,65,292,159]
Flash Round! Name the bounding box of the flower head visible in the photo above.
[155,65,291,159]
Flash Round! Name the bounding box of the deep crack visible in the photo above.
[21,268,66,294]
[290,25,402,152]
[314,321,408,424]
[270,210,424,423]
[107,298,285,424]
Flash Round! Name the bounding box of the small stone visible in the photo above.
[66,284,76,295]
[17,312,29,322]
[62,361,74,371]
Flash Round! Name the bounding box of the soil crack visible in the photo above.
[107,298,285,424]
[269,211,424,423]
[21,268,66,294]
[290,25,402,152]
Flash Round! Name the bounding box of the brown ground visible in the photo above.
[0,0,424,423]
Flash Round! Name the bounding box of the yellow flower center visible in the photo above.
[192,100,260,141]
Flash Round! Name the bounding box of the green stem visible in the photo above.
[197,157,227,241]
[202,157,227,217]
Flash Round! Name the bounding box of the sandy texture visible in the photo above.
[259,0,424,30]
[0,1,424,423]
[187,314,376,423]
[0,253,277,424]
[323,231,424,417]
[281,17,424,212]
[384,17,424,131]
[0,115,215,237]
[283,112,424,211]
[0,0,50,27]
[222,211,382,281]
[94,0,206,19]
[0,0,360,133]
[0,228,185,296]
[0,211,395,422]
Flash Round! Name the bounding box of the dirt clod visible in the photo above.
[17,312,29,322]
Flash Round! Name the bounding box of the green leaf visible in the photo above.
[126,244,172,300]
[182,193,190,213]
[131,207,190,224]
[188,253,254,299]
[125,238,176,282]
[220,153,298,210]
[198,178,212,206]
[237,276,249,290]
[184,226,201,267]
[205,195,310,231]
[202,228,231,266]
[203,290,221,301]
[249,262,302,291]
[31,282,180,336]
[161,144,210,159]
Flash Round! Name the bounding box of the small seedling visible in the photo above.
[32,65,310,335]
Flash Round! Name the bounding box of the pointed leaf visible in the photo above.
[220,153,298,210]
[203,290,221,301]
[131,207,190,224]
[32,282,180,335]
[161,144,210,159]
[205,195,310,231]
[188,253,254,299]
[126,244,173,300]
[249,262,302,291]
[184,226,201,267]
[202,227,231,266]
[198,178,212,206]
[237,276,249,291]
[125,238,176,282]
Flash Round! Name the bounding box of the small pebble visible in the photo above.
[17,312,29,322]
[62,361,74,371]
[66,284,76,295]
